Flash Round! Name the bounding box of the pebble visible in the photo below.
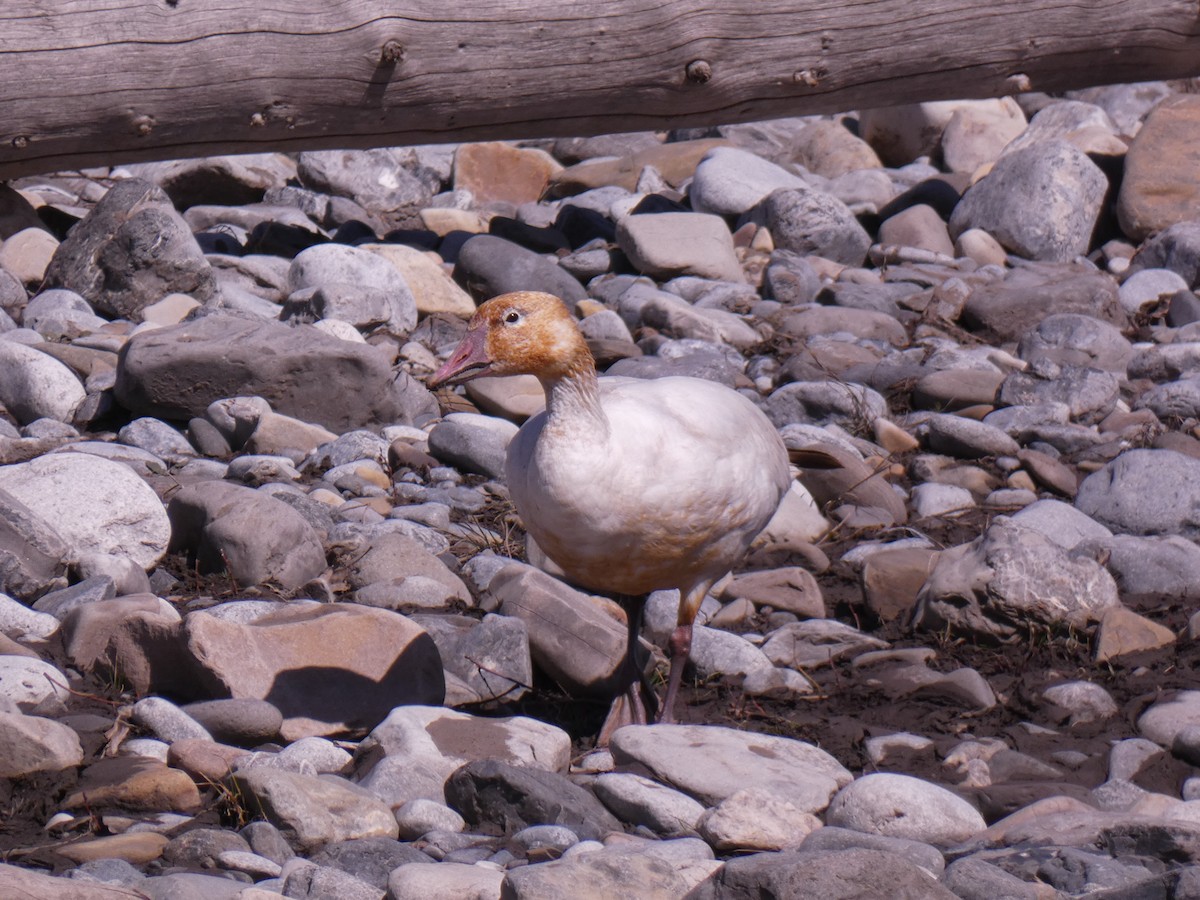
[5,81,1200,898]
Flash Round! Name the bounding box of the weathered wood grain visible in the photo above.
[2,1,1199,176]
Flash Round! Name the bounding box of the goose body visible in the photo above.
[430,291,791,729]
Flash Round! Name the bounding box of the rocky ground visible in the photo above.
[2,81,1200,898]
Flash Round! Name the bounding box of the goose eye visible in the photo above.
[503,310,522,325]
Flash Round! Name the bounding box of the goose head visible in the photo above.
[428,291,591,388]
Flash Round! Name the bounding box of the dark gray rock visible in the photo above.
[42,179,216,319]
[445,758,623,841]
[453,234,586,304]
[163,827,252,870]
[31,575,115,619]
[115,314,437,433]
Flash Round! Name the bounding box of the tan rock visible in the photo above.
[913,369,1004,412]
[184,603,445,740]
[453,142,562,206]
[167,737,252,782]
[548,138,728,195]
[861,547,940,623]
[954,228,1008,266]
[141,293,200,325]
[365,243,476,317]
[940,98,1028,174]
[1094,606,1176,663]
[860,100,1019,167]
[418,207,487,236]
[492,562,627,695]
[725,567,825,618]
[698,787,823,851]
[244,410,337,458]
[0,227,59,284]
[795,120,882,178]
[1018,448,1078,498]
[60,596,189,696]
[873,418,919,454]
[1118,95,1200,241]
[464,374,546,423]
[65,756,202,813]
[54,831,169,865]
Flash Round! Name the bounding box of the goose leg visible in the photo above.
[659,581,712,725]
[597,595,652,745]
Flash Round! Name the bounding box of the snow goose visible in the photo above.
[429,291,791,733]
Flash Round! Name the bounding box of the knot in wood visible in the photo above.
[685,59,712,84]
[11,135,29,150]
[381,40,406,65]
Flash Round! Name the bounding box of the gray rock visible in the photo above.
[1010,498,1113,550]
[924,414,1021,459]
[616,212,744,283]
[714,847,958,900]
[0,487,69,600]
[765,380,889,429]
[22,288,106,340]
[286,243,417,335]
[1076,449,1200,537]
[763,250,821,305]
[394,798,466,840]
[502,845,717,900]
[308,836,429,890]
[1120,267,1191,315]
[117,417,196,465]
[454,234,586,304]
[690,147,807,215]
[1136,376,1200,420]
[116,314,437,433]
[962,263,1124,340]
[1017,312,1132,373]
[1042,680,1119,726]
[167,480,326,591]
[297,148,434,215]
[763,186,872,265]
[999,365,1120,424]
[914,517,1119,638]
[827,772,985,846]
[0,339,86,424]
[941,856,1046,900]
[948,140,1108,262]
[0,453,169,570]
[762,619,888,670]
[799,825,945,877]
[0,710,83,777]
[0,591,59,640]
[445,758,622,841]
[179,698,283,746]
[1106,534,1200,599]
[593,772,707,835]
[42,179,216,319]
[427,412,517,479]
[413,613,532,703]
[232,765,399,851]
[355,706,571,806]
[130,696,212,743]
[388,861,503,900]
[610,723,851,812]
[1128,220,1200,287]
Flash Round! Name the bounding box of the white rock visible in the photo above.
[0,656,70,712]
[697,787,823,851]
[0,454,170,570]
[388,861,504,900]
[593,772,707,835]
[0,338,85,424]
[0,710,83,777]
[826,772,986,847]
[610,724,852,812]
[0,592,60,641]
[394,797,466,840]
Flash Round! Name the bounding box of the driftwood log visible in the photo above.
[3,1,1200,177]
